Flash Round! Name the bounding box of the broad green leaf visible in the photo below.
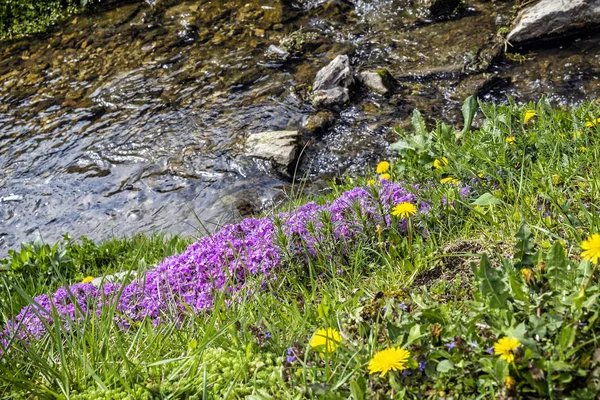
[437,359,454,373]
[472,193,502,207]
[514,223,536,269]
[461,95,478,137]
[412,109,427,136]
[349,380,364,400]
[546,242,567,291]
[406,324,422,346]
[473,254,509,309]
[390,139,413,153]
[557,324,577,352]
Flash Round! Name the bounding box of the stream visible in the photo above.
[1,0,599,255]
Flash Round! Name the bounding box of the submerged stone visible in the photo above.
[418,0,462,18]
[508,0,600,44]
[265,44,290,61]
[359,69,397,95]
[303,111,335,134]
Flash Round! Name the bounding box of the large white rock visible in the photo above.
[246,130,299,169]
[507,0,600,44]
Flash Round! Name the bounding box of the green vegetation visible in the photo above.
[0,0,125,40]
[0,233,192,321]
[2,99,600,398]
[0,0,80,40]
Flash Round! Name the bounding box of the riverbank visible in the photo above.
[3,0,600,255]
[2,99,600,398]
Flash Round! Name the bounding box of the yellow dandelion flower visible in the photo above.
[433,157,449,169]
[310,328,342,353]
[376,161,390,174]
[494,337,520,363]
[506,136,516,144]
[521,268,534,283]
[505,375,516,390]
[581,234,600,264]
[379,173,391,181]
[368,347,410,377]
[585,118,600,128]
[580,146,588,152]
[440,177,460,185]
[573,130,582,139]
[391,202,417,218]
[82,276,94,284]
[524,110,536,124]
[477,173,484,178]
[367,179,376,185]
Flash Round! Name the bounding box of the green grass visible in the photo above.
[0,233,192,322]
[1,98,600,399]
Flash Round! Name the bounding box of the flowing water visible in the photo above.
[1,0,599,255]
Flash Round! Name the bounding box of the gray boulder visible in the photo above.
[312,54,354,108]
[359,69,397,95]
[313,54,354,91]
[507,0,600,44]
[246,130,299,170]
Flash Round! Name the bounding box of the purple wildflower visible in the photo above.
[286,347,296,363]
[419,360,426,372]
[486,346,494,355]
[446,341,456,351]
[0,181,432,354]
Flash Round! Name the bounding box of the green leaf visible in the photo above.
[412,109,427,137]
[387,322,403,343]
[494,358,509,382]
[437,359,454,373]
[473,254,509,309]
[558,324,577,352]
[406,324,422,346]
[390,139,413,153]
[472,193,502,207]
[349,380,364,400]
[545,242,567,291]
[461,95,478,137]
[514,223,536,269]
[317,301,330,319]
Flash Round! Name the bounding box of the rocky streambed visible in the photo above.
[1,0,599,254]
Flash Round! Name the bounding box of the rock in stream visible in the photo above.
[508,0,600,44]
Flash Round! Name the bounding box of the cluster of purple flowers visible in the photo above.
[0,180,467,353]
